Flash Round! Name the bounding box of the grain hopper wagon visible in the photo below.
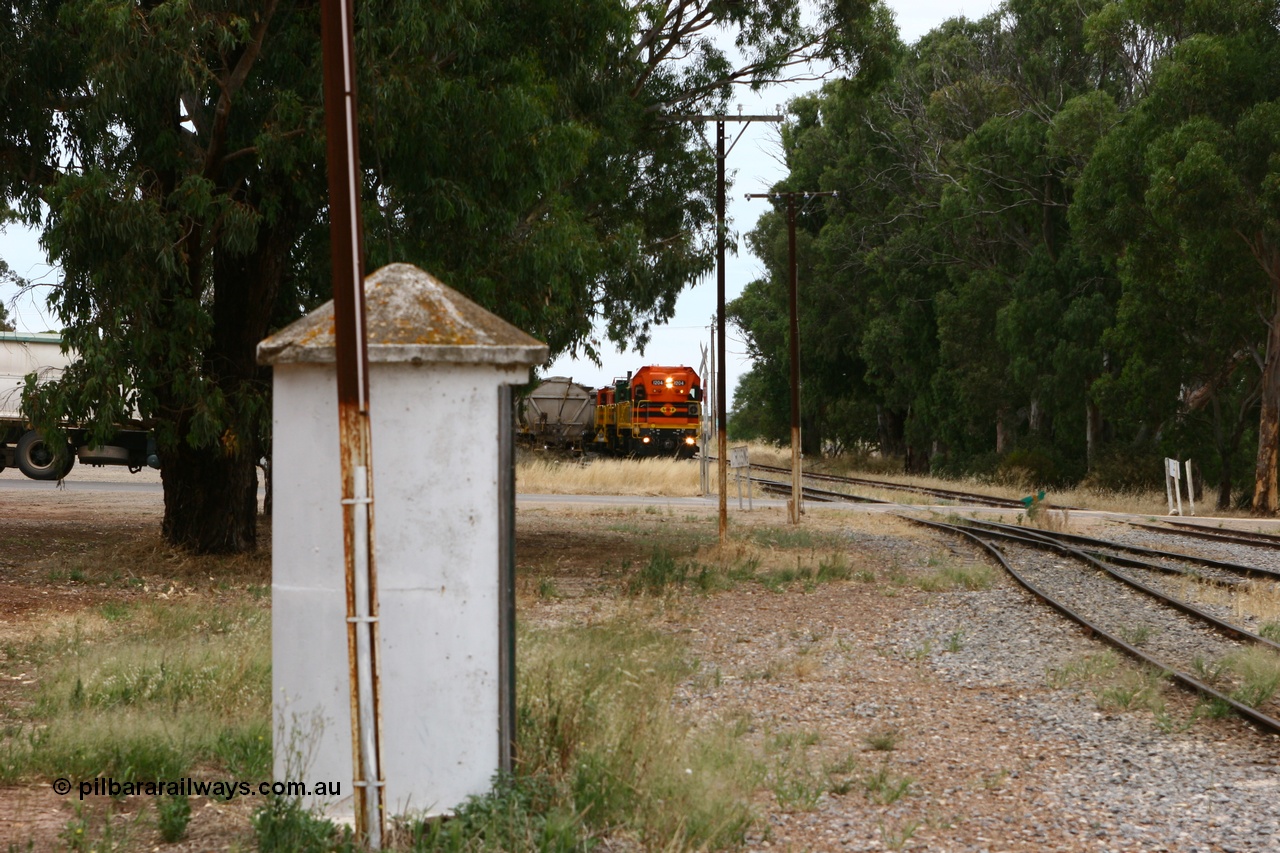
[517,376,595,454]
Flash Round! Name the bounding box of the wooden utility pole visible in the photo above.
[745,190,837,523]
[671,113,782,543]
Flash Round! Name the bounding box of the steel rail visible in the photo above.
[727,459,1029,508]
[1128,520,1280,550]
[920,518,1280,652]
[957,518,1243,584]
[966,518,1280,582]
[1163,518,1280,542]
[908,517,1280,737]
[755,480,832,502]
[750,475,891,504]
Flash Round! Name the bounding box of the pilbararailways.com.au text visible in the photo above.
[58,777,343,802]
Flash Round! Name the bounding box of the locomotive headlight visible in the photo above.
[684,436,696,446]
[665,377,674,388]
[642,436,651,444]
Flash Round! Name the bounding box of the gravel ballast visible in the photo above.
[654,509,1280,852]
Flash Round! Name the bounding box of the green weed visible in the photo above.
[862,762,912,805]
[863,727,901,752]
[406,774,583,852]
[916,555,995,591]
[1118,624,1156,647]
[516,618,758,849]
[0,600,270,784]
[156,794,191,844]
[1226,647,1280,708]
[1047,651,1120,689]
[252,796,355,853]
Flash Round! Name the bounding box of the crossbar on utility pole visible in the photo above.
[745,190,838,524]
[671,113,782,543]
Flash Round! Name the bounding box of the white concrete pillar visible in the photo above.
[258,263,547,820]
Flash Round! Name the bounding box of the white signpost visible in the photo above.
[729,445,752,510]
[1164,458,1195,516]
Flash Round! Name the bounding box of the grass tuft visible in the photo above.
[0,600,269,785]
[517,618,759,849]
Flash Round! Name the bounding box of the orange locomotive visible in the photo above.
[593,365,702,458]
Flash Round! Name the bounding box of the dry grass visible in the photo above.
[514,438,1172,512]
[515,442,1174,515]
[1174,576,1280,628]
[517,456,702,496]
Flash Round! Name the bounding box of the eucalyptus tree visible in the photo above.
[0,0,873,552]
[1073,0,1280,511]
[732,0,1122,479]
[0,254,17,331]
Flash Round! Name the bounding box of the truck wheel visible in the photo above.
[15,430,76,481]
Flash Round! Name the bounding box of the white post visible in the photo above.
[348,465,381,847]
[1184,459,1195,516]
[1165,458,1182,516]
[729,445,751,511]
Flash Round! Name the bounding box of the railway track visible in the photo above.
[912,516,1280,736]
[1125,518,1280,551]
[733,460,1035,508]
[751,477,889,504]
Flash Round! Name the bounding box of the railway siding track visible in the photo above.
[1126,519,1280,550]
[970,517,1280,582]
[724,459,1034,508]
[911,516,1280,737]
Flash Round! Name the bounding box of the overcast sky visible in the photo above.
[0,0,1001,401]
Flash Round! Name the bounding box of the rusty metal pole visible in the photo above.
[716,120,728,543]
[320,0,384,846]
[786,195,801,524]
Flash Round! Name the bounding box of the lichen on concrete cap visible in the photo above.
[257,263,549,367]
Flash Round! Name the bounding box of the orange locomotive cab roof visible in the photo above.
[631,365,701,401]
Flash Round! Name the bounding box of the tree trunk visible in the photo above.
[801,411,822,457]
[876,406,906,458]
[161,442,259,553]
[1085,399,1103,469]
[155,212,294,553]
[1252,300,1280,514]
[996,405,1011,454]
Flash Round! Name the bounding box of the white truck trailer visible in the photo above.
[0,331,156,480]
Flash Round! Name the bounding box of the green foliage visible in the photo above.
[1079,447,1164,493]
[997,446,1063,489]
[0,599,269,785]
[252,796,355,853]
[725,0,1280,508]
[408,775,584,853]
[627,549,708,595]
[1,0,878,552]
[156,794,191,844]
[517,619,758,850]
